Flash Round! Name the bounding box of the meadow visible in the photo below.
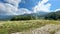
[0,20,60,34]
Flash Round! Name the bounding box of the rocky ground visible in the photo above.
[11,24,60,34]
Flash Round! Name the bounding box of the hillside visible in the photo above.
[10,11,60,21]
[0,11,60,21]
[44,11,60,20]
[10,12,49,20]
[0,12,48,20]
[0,15,15,20]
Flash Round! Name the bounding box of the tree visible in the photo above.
[10,15,36,21]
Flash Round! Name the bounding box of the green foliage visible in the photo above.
[44,11,60,20]
[0,29,8,34]
[10,15,36,21]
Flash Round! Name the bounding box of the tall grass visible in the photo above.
[0,20,60,34]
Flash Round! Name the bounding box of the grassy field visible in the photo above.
[0,20,60,34]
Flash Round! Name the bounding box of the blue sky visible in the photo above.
[0,0,60,15]
[19,0,60,11]
[49,0,60,10]
[19,0,40,10]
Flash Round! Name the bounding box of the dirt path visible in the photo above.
[11,24,60,34]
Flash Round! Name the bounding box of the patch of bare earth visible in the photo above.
[11,24,60,34]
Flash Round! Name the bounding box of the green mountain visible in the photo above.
[44,11,60,20]
[10,12,48,20]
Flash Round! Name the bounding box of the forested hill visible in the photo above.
[44,10,60,20]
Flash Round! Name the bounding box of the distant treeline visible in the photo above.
[10,11,60,21]
[44,11,60,20]
[10,15,36,21]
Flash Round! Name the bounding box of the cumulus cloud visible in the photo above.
[0,0,32,15]
[33,0,51,13]
[18,8,32,15]
[4,0,21,7]
[0,3,18,15]
[0,0,21,15]
[55,9,60,12]
[0,0,52,16]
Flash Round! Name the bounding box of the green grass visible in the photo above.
[0,20,60,34]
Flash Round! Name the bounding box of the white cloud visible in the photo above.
[4,0,21,7]
[0,3,18,15]
[0,0,32,15]
[33,0,51,13]
[17,8,32,15]
[55,9,60,12]
[0,0,52,16]
[0,0,21,15]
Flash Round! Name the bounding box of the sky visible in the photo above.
[0,0,60,15]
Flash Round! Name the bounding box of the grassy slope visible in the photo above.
[0,20,60,34]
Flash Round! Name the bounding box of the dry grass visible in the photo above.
[0,20,60,34]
